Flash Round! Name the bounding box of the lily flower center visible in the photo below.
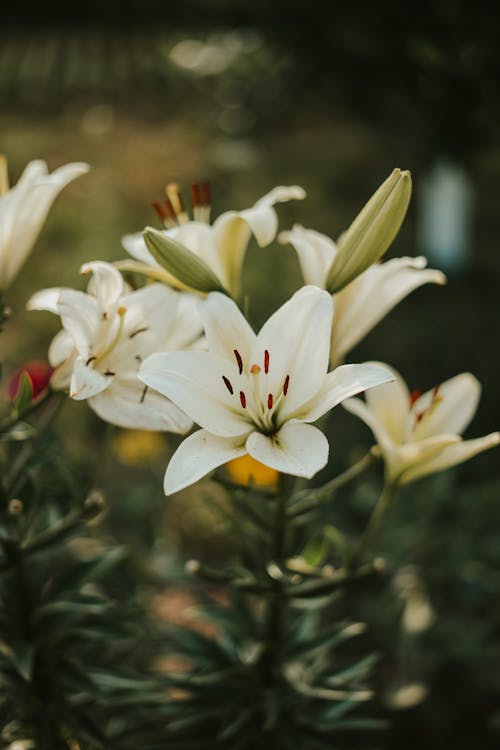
[152,181,211,228]
[410,384,442,428]
[221,348,290,434]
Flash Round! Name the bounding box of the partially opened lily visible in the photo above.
[280,225,445,366]
[122,183,305,298]
[28,261,202,432]
[139,286,394,494]
[343,363,500,484]
[0,157,89,290]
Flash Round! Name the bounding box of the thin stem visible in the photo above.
[349,481,397,570]
[0,387,54,434]
[287,450,377,517]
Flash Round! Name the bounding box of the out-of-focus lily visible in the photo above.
[343,364,500,484]
[0,157,89,290]
[139,286,393,494]
[122,183,305,299]
[280,225,445,366]
[28,262,202,432]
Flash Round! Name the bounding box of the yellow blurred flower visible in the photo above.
[225,454,279,489]
[114,429,165,466]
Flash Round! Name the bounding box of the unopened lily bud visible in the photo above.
[143,226,227,295]
[326,168,412,293]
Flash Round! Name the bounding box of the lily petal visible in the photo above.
[363,363,411,443]
[81,261,125,311]
[412,373,481,440]
[401,432,500,483]
[246,422,328,478]
[257,286,333,419]
[331,257,446,365]
[48,329,75,366]
[57,290,100,359]
[70,358,111,400]
[342,394,396,457]
[26,287,62,314]
[164,430,247,495]
[289,363,394,424]
[139,351,253,437]
[279,225,336,288]
[90,375,193,433]
[201,292,256,366]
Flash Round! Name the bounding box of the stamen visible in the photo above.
[234,349,243,375]
[264,350,270,374]
[201,182,211,222]
[0,154,9,196]
[283,375,290,396]
[239,391,246,408]
[267,394,273,410]
[86,356,97,367]
[191,183,202,221]
[129,326,149,339]
[222,376,234,395]
[140,385,149,404]
[166,182,188,223]
[409,390,421,407]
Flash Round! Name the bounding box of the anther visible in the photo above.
[283,375,290,396]
[222,376,234,395]
[129,326,149,339]
[267,394,273,410]
[239,391,246,408]
[86,356,97,366]
[140,385,149,404]
[409,390,421,407]
[234,349,243,375]
[264,350,270,374]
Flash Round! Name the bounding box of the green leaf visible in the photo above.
[13,372,33,416]
[302,533,328,567]
[143,226,228,294]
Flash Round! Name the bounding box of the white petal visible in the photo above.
[201,292,256,366]
[401,432,500,483]
[246,422,328,478]
[164,292,203,349]
[26,287,62,314]
[295,363,396,424]
[342,394,396,456]
[89,375,193,433]
[58,290,100,358]
[331,257,446,364]
[212,186,305,296]
[279,225,336,288]
[412,373,481,440]
[257,286,333,420]
[121,283,179,340]
[81,261,125,310]
[122,231,159,266]
[48,329,75,366]
[50,355,76,390]
[364,363,411,443]
[70,358,111,400]
[139,351,253,437]
[164,430,247,495]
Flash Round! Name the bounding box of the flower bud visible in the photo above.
[143,226,227,294]
[7,360,53,402]
[326,168,412,293]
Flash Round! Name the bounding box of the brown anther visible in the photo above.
[267,394,273,410]
[234,349,243,375]
[264,350,270,374]
[409,390,421,407]
[140,385,149,403]
[283,375,290,396]
[239,391,246,408]
[222,376,234,395]
[86,356,97,366]
[129,326,149,339]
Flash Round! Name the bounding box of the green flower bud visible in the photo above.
[326,168,412,293]
[143,226,228,295]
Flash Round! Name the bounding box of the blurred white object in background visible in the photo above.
[417,159,473,273]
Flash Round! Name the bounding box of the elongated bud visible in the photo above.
[143,226,228,295]
[326,168,412,293]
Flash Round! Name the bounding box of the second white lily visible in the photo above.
[139,286,394,494]
[279,225,445,366]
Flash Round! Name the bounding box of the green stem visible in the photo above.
[0,387,55,434]
[349,481,397,569]
[287,450,377,517]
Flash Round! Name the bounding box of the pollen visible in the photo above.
[239,390,246,408]
[264,350,270,374]
[267,393,273,409]
[283,374,290,396]
[222,376,234,394]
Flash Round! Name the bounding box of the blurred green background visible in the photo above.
[1,2,499,747]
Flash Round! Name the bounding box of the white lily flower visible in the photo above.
[122,183,306,298]
[0,157,89,290]
[343,363,500,484]
[28,261,202,432]
[279,225,446,366]
[138,286,394,494]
